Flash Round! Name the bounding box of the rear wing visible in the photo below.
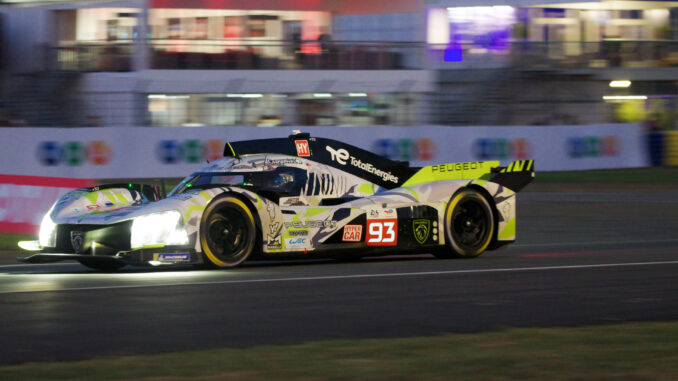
[489,160,535,192]
[402,160,534,192]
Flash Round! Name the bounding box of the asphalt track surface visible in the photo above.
[2,188,678,364]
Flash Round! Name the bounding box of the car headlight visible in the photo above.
[38,212,56,248]
[130,210,189,249]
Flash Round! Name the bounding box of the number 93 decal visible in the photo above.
[366,219,397,246]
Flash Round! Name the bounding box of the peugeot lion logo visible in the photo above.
[413,219,430,244]
[70,231,85,253]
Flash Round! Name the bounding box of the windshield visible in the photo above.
[168,167,306,197]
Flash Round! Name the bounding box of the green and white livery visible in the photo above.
[19,133,534,270]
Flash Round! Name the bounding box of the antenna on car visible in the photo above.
[223,141,240,159]
[288,131,310,141]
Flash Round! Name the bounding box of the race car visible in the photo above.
[18,132,534,270]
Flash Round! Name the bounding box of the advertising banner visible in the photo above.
[0,124,648,180]
[0,124,648,233]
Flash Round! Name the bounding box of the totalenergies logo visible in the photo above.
[37,141,112,166]
[567,136,619,158]
[371,138,437,161]
[156,139,223,164]
[473,138,532,160]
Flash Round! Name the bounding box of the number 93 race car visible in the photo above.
[18,132,534,270]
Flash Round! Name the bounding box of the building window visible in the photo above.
[146,92,418,126]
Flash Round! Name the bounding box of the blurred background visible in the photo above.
[1,0,678,234]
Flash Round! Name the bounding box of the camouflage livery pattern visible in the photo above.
[25,135,533,266]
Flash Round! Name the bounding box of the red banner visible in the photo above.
[0,175,93,234]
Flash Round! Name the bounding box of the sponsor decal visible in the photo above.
[266,235,282,249]
[288,230,308,236]
[366,219,397,246]
[384,208,395,215]
[473,138,532,160]
[371,138,437,161]
[70,231,85,253]
[284,237,307,249]
[369,210,380,218]
[37,141,112,166]
[282,197,305,206]
[284,220,337,229]
[325,145,399,184]
[342,224,363,242]
[266,158,304,167]
[295,140,311,157]
[86,204,101,210]
[567,136,618,158]
[153,253,191,262]
[431,162,485,173]
[413,219,431,244]
[267,222,282,249]
[326,145,350,165]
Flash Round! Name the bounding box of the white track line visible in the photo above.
[2,260,678,295]
[513,238,678,248]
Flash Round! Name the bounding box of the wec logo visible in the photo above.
[326,145,349,165]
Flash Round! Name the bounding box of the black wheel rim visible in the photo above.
[206,206,249,262]
[451,198,490,251]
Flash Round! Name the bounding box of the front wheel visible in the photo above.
[200,196,257,268]
[436,188,494,259]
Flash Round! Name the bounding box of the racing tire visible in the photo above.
[200,196,256,268]
[436,188,494,259]
[78,259,125,271]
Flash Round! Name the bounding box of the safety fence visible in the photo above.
[49,40,678,72]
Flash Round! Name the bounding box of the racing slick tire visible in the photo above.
[436,188,494,259]
[200,196,257,268]
[78,259,126,271]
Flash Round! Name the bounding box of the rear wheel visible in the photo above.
[435,188,494,259]
[200,196,256,268]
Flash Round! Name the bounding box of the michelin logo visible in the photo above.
[153,253,190,262]
[326,145,399,183]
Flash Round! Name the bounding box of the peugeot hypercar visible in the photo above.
[19,133,534,270]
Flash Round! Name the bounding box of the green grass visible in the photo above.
[2,321,678,380]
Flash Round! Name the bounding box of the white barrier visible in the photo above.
[0,124,649,234]
[0,124,648,179]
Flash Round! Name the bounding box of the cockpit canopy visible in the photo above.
[169,166,308,196]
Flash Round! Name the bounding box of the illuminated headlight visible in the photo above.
[130,210,189,249]
[38,212,56,248]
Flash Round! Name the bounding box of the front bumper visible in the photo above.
[19,247,201,266]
